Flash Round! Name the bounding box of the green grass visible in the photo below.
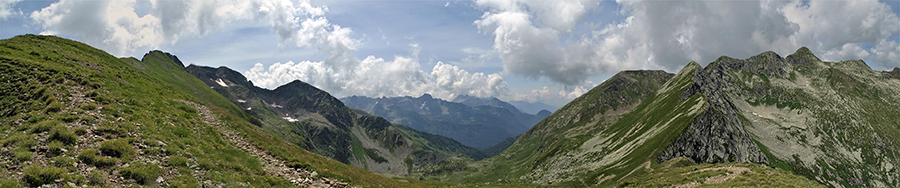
[78,149,118,168]
[460,64,702,186]
[48,125,77,145]
[23,165,65,187]
[120,162,161,185]
[0,34,462,187]
[99,139,135,159]
[619,162,824,188]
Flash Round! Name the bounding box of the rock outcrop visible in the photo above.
[659,60,770,164]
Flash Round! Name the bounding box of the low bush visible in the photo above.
[99,139,135,159]
[49,126,77,145]
[120,162,160,185]
[23,165,65,187]
[77,149,117,168]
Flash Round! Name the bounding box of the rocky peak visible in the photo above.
[660,59,770,165]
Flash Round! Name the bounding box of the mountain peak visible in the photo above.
[142,50,185,68]
[788,46,820,62]
[419,93,433,100]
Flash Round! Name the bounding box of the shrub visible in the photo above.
[85,91,99,98]
[177,104,198,114]
[79,103,98,110]
[87,171,105,186]
[120,162,161,185]
[99,139,134,159]
[45,101,64,113]
[58,113,79,123]
[0,134,28,147]
[166,156,190,167]
[23,165,65,187]
[73,127,88,136]
[49,156,76,169]
[14,149,33,162]
[30,120,60,133]
[77,149,117,168]
[49,126,77,145]
[0,177,22,188]
[95,123,126,137]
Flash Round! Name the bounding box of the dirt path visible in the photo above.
[180,100,352,188]
[664,166,751,188]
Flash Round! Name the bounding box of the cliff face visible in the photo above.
[658,55,772,164]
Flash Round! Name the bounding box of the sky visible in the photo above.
[1,0,899,107]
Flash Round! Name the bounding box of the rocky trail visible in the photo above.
[664,166,751,188]
[181,100,353,188]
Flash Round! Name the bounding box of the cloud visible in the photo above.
[245,44,508,99]
[28,0,510,102]
[606,0,900,70]
[0,0,22,19]
[474,0,603,85]
[29,0,326,57]
[508,82,592,103]
[477,0,900,86]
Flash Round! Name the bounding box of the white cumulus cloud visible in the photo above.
[0,0,22,19]
[245,44,509,99]
[477,0,900,86]
[29,0,326,57]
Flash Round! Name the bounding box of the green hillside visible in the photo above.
[0,34,438,187]
[451,48,900,188]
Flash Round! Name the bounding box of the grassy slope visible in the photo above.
[0,34,441,187]
[620,158,824,187]
[727,49,900,187]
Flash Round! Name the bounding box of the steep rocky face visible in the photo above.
[658,57,771,164]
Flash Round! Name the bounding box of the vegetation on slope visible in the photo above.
[0,34,439,187]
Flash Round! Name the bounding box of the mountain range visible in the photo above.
[340,94,549,149]
[454,47,900,187]
[186,65,488,176]
[4,34,893,187]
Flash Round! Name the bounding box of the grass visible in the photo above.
[120,162,161,185]
[48,125,77,145]
[99,139,135,159]
[459,63,702,186]
[78,149,118,168]
[23,165,65,187]
[619,162,824,188]
[0,34,483,187]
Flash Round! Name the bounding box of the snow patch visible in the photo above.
[271,103,283,108]
[214,78,228,87]
[246,107,252,110]
[237,100,246,103]
[282,117,299,122]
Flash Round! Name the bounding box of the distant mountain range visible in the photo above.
[186,65,486,176]
[340,95,549,150]
[506,100,558,115]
